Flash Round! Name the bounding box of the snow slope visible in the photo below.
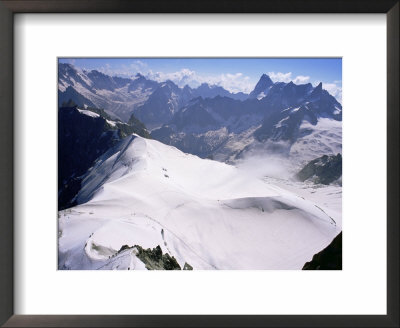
[289,118,342,163]
[77,108,100,118]
[232,118,342,169]
[58,135,341,270]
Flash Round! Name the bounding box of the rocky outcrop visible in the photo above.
[296,153,342,185]
[183,262,193,270]
[302,232,342,270]
[118,244,184,270]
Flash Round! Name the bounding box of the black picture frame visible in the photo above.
[0,1,398,327]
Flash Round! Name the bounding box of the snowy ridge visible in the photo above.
[59,135,340,270]
[77,108,100,118]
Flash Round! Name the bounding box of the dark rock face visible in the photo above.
[303,232,342,270]
[124,245,183,270]
[134,80,188,128]
[117,244,194,270]
[248,74,274,99]
[58,106,150,210]
[296,153,342,185]
[58,86,96,108]
[58,106,121,210]
[183,262,193,270]
[87,70,121,92]
[260,81,313,109]
[152,126,228,159]
[192,83,248,101]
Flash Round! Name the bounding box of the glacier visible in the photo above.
[58,135,341,270]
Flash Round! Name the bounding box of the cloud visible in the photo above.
[268,72,310,84]
[73,61,340,99]
[148,68,196,86]
[312,81,342,103]
[293,75,311,84]
[322,83,342,103]
[146,69,253,94]
[90,60,149,78]
[268,72,342,103]
[65,59,76,65]
[129,60,148,72]
[81,62,252,93]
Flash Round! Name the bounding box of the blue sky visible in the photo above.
[59,58,342,101]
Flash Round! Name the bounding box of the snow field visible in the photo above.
[59,135,340,270]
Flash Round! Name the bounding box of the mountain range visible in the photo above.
[152,81,342,164]
[59,63,342,165]
[59,63,246,125]
[58,63,343,270]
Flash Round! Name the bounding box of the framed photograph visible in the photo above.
[0,0,398,327]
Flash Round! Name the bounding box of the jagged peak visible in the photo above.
[88,69,108,77]
[59,62,74,69]
[196,82,212,90]
[315,82,323,90]
[255,74,273,88]
[164,79,179,88]
[135,72,145,79]
[59,63,78,75]
[260,73,273,82]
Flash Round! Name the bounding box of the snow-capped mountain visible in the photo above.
[151,95,264,158]
[58,63,248,124]
[248,73,274,99]
[254,82,341,142]
[133,80,193,129]
[58,105,150,210]
[58,64,159,121]
[151,75,342,165]
[58,135,341,270]
[132,80,250,129]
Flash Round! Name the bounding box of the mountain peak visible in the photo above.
[163,79,179,89]
[309,82,323,96]
[315,82,323,90]
[249,74,274,99]
[135,73,145,79]
[89,69,101,75]
[199,83,211,89]
[59,63,78,75]
[260,74,273,83]
[60,62,74,69]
